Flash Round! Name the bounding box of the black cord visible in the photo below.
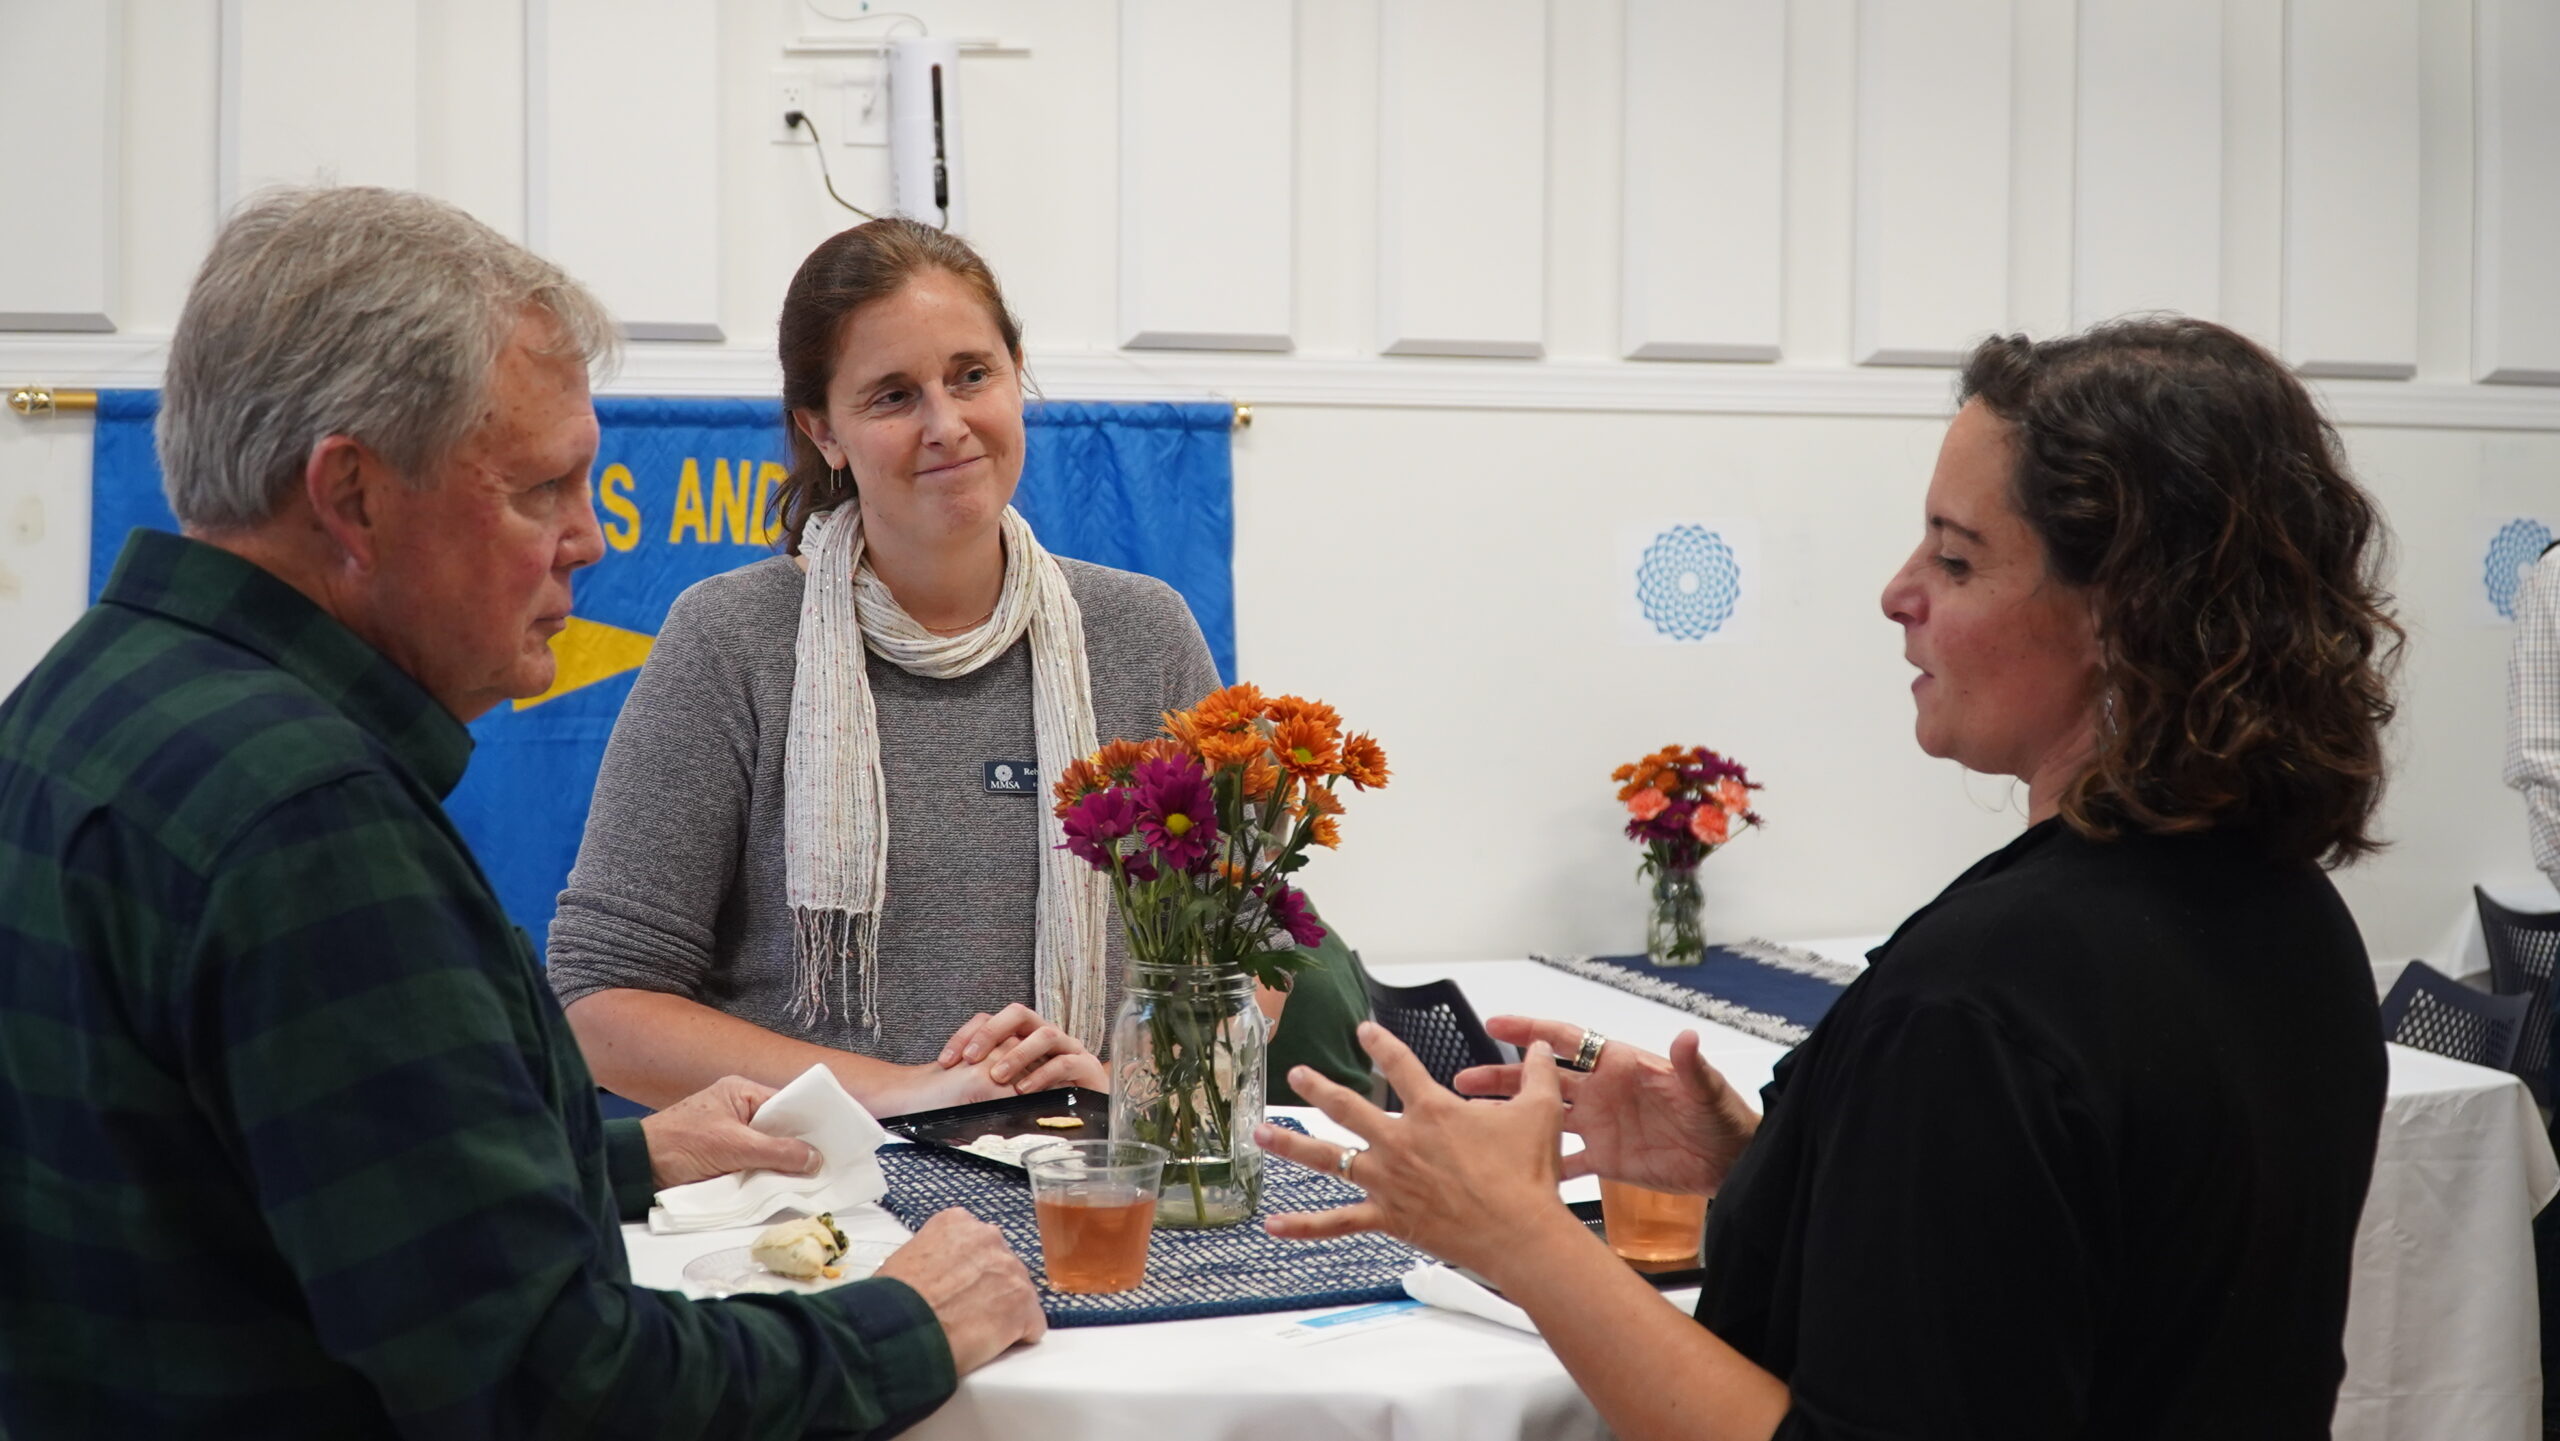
[784,110,879,220]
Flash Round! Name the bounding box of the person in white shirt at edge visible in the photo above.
[2505,541,2560,895]
[2498,535,2560,1441]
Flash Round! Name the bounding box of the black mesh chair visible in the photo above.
[2477,886,2560,1104]
[1362,974,1508,1107]
[2379,959,2532,1073]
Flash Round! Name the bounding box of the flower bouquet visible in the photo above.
[1053,683,1390,1227]
[1612,744,1762,966]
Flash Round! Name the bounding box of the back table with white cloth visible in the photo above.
[620,949,2557,1441]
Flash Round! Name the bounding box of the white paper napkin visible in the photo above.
[1400,1263,1540,1335]
[646,1065,891,1235]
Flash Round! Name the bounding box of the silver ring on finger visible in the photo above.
[1335,1145,1362,1185]
[1568,1028,1607,1073]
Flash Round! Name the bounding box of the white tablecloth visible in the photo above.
[620,949,2559,1441]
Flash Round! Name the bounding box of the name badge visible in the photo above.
[984,760,1041,795]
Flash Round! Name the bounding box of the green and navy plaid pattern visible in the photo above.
[0,530,954,1439]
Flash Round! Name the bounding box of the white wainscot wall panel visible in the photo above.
[1376,0,1546,358]
[1852,0,2013,366]
[2474,0,2560,385]
[0,2,117,330]
[528,0,721,341]
[2281,0,2421,379]
[2072,0,2222,327]
[1620,0,1786,362]
[221,0,419,209]
[1118,1,1294,353]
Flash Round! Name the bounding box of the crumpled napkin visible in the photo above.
[1400,1263,1539,1334]
[647,1064,890,1235]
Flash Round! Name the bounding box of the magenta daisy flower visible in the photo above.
[1263,883,1328,949]
[1131,756,1219,870]
[1057,788,1138,871]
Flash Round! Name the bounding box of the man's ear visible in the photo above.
[303,435,386,571]
[792,408,846,470]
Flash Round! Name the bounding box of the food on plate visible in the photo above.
[750,1213,850,1280]
[956,1132,1049,1164]
[1034,1115,1086,1130]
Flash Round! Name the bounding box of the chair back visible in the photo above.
[2379,959,2533,1074]
[2472,886,2560,1102]
[1360,974,1507,1105]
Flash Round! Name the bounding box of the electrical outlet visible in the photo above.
[772,68,816,145]
[838,77,889,147]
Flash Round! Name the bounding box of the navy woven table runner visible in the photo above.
[1532,939,1861,1045]
[876,1121,1425,1327]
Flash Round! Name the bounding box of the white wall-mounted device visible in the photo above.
[887,37,962,231]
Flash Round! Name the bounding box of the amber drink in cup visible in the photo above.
[1598,1178,1709,1263]
[1025,1140,1166,1294]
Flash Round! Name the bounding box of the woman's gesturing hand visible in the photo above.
[1453,1016,1759,1198]
[1256,1022,1584,1282]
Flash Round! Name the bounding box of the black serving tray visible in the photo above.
[1455,1199,1705,1294]
[884,1086,1110,1172]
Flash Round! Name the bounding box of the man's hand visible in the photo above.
[638,1075,822,1189]
[875,1210,1047,1374]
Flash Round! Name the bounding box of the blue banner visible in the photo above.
[89,392,1236,951]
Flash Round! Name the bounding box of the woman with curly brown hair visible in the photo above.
[1261,316,2400,1440]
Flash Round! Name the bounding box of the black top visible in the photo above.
[1695,820,2386,1440]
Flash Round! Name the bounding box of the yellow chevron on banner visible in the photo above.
[515,615,656,711]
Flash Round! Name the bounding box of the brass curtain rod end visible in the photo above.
[8,387,98,416]
[1232,402,1252,430]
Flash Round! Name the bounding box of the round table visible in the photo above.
[621,948,2556,1441]
[619,958,1752,1441]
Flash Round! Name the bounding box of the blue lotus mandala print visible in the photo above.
[1635,525,1743,640]
[2486,518,2554,621]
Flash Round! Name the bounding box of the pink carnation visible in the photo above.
[1689,804,1730,846]
[1625,787,1670,822]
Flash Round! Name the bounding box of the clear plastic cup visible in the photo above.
[1023,1139,1167,1293]
[1598,1177,1709,1263]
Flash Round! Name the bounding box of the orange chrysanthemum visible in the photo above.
[1138,738,1191,767]
[1265,694,1343,734]
[1161,708,1210,754]
[1271,716,1341,778]
[1241,754,1283,802]
[1300,784,1345,820]
[1198,728,1267,771]
[1309,815,1342,849]
[1339,733,1390,790]
[1192,682,1268,735]
[1094,738,1149,779]
[1050,758,1107,817]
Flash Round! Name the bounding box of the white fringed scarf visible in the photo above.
[784,503,1111,1047]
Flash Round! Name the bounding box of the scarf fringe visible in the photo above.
[791,906,882,1042]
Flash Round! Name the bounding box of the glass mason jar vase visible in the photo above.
[1647,864,1707,967]
[1108,961,1268,1229]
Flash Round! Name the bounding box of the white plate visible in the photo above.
[681,1238,903,1297]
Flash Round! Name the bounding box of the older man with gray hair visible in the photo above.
[0,186,1041,1439]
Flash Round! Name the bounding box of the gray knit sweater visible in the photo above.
[546,554,1222,1063]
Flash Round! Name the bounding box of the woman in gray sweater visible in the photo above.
[549,220,1219,1115]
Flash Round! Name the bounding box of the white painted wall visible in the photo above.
[5,0,2560,972]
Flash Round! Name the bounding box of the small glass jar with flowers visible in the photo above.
[1611,745,1763,967]
[1053,684,1390,1228]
